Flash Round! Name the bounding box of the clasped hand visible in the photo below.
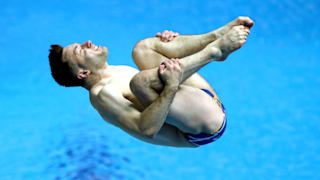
[159,58,183,87]
[156,30,179,42]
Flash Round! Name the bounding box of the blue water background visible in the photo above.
[0,0,319,179]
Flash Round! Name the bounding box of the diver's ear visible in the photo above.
[77,70,92,80]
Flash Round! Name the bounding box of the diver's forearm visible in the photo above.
[139,85,178,137]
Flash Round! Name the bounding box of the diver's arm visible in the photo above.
[95,84,178,138]
[136,84,178,137]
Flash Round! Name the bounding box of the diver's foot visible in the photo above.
[208,25,250,61]
[212,16,254,39]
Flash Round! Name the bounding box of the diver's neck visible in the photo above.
[84,63,114,91]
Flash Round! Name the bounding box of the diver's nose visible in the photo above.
[81,40,92,48]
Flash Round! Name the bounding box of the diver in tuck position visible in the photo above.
[48,17,254,147]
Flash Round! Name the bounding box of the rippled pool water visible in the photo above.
[1,0,319,179]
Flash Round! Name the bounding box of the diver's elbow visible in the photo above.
[140,128,158,139]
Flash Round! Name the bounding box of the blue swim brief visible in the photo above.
[184,89,227,147]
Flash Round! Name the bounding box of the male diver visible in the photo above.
[48,17,254,147]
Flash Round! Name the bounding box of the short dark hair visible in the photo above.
[48,44,84,87]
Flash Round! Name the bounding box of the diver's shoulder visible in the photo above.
[89,79,113,103]
[89,78,111,96]
[89,83,121,109]
[89,84,104,108]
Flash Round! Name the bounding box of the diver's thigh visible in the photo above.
[182,73,212,89]
[166,85,223,134]
[148,123,196,147]
[132,45,213,92]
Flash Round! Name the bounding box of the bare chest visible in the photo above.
[91,66,144,112]
[110,66,139,101]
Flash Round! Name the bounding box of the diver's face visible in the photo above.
[62,40,108,71]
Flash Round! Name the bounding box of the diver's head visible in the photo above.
[48,40,109,88]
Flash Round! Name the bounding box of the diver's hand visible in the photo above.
[156,30,180,42]
[159,58,183,86]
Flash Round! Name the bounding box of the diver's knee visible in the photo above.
[132,39,154,59]
[203,111,225,133]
